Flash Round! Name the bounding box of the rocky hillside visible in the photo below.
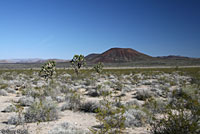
[86,48,152,63]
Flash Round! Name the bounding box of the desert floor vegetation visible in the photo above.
[0,67,199,134]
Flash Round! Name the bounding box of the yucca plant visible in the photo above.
[93,62,104,74]
[70,54,86,75]
[39,60,56,80]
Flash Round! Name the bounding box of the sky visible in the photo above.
[0,0,200,59]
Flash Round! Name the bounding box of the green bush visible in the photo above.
[150,89,200,134]
[90,93,126,134]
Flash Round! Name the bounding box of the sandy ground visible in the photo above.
[0,93,150,134]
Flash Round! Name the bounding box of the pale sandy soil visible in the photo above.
[0,93,150,134]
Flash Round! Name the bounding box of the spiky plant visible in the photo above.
[93,62,104,74]
[39,60,56,80]
[70,54,86,75]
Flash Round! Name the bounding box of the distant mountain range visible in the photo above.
[0,48,198,64]
[0,58,68,64]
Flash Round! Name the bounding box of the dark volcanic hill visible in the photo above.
[86,48,152,63]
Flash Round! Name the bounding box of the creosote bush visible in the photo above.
[150,89,200,134]
[90,92,126,134]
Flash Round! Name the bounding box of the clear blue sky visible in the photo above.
[0,0,200,59]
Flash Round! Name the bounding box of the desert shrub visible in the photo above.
[135,89,153,100]
[124,108,147,127]
[39,60,56,80]
[144,98,167,114]
[87,89,100,97]
[87,85,111,97]
[70,54,86,75]
[125,99,142,108]
[7,103,25,125]
[49,122,89,134]
[150,89,200,134]
[3,75,13,80]
[60,85,71,94]
[0,89,8,96]
[93,62,104,74]
[18,96,34,106]
[7,114,25,125]
[2,104,17,113]
[55,96,65,103]
[131,75,140,84]
[0,83,9,89]
[80,101,99,113]
[113,82,123,91]
[171,86,199,101]
[6,87,16,93]
[43,80,61,98]
[182,85,199,98]
[22,87,43,98]
[90,93,126,134]
[24,98,58,123]
[61,90,82,111]
[85,77,96,86]
[190,72,200,87]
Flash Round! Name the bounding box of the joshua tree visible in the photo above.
[39,60,56,80]
[70,54,86,75]
[93,62,104,74]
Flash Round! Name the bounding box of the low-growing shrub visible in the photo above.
[113,82,123,91]
[124,108,147,128]
[61,90,82,111]
[87,85,111,97]
[150,89,200,134]
[0,89,8,96]
[2,104,17,113]
[135,89,153,101]
[6,88,16,93]
[144,98,167,114]
[24,98,58,123]
[7,114,25,125]
[49,122,89,134]
[80,101,99,113]
[18,96,34,106]
[22,87,43,98]
[90,93,126,134]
